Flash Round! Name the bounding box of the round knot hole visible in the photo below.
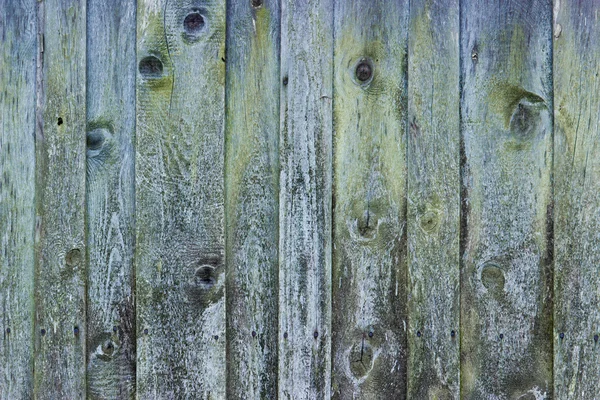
[102,340,115,356]
[66,248,82,267]
[194,265,216,289]
[57,117,63,126]
[251,0,263,7]
[139,56,164,78]
[355,60,373,83]
[87,129,105,151]
[481,262,505,295]
[184,12,205,35]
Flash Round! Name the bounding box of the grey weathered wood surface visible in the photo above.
[33,1,88,398]
[224,0,280,398]
[331,0,408,398]
[135,0,226,397]
[86,0,136,398]
[278,0,333,398]
[460,0,554,398]
[554,1,600,398]
[407,0,460,398]
[0,0,37,398]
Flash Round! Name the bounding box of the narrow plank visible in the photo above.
[86,0,136,398]
[135,0,226,397]
[554,1,600,397]
[407,0,460,398]
[224,0,280,398]
[33,0,88,398]
[331,0,408,398]
[0,0,37,398]
[460,0,554,398]
[278,0,333,397]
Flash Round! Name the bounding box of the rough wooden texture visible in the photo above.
[86,0,136,398]
[135,0,226,397]
[553,1,600,398]
[278,0,333,398]
[460,0,553,398]
[407,0,460,398]
[0,0,37,398]
[331,0,408,398]
[33,1,88,398]
[224,0,280,398]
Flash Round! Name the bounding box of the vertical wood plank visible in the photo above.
[33,0,87,398]
[278,0,333,398]
[0,0,37,398]
[460,0,553,398]
[407,0,460,398]
[224,0,280,398]
[554,1,600,398]
[135,0,226,397]
[331,0,408,398]
[86,0,136,398]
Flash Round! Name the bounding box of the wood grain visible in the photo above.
[331,0,408,398]
[278,0,333,398]
[225,0,280,398]
[33,0,88,398]
[135,0,226,397]
[407,0,460,398]
[86,0,136,398]
[553,1,600,398]
[0,0,37,398]
[460,0,554,398]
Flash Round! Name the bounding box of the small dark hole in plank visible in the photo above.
[559,332,565,340]
[214,335,219,341]
[283,332,288,339]
[57,117,63,126]
[184,12,205,35]
[6,328,10,334]
[368,331,373,338]
[313,331,319,339]
[499,333,504,340]
[143,328,148,335]
[74,326,79,335]
[595,334,599,343]
[139,56,163,78]
[417,331,422,338]
[251,0,263,7]
[252,330,257,338]
[451,330,456,338]
[113,326,118,333]
[282,76,288,86]
[41,329,46,336]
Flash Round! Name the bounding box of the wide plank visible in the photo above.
[0,0,37,398]
[460,0,554,398]
[407,0,460,398]
[135,0,226,397]
[331,0,408,398]
[554,1,600,398]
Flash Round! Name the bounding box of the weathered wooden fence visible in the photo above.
[1,0,599,398]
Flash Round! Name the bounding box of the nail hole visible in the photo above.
[57,117,63,126]
[451,330,456,338]
[559,332,565,340]
[183,12,205,35]
[282,76,288,86]
[594,334,598,343]
[355,60,372,82]
[283,332,288,339]
[416,331,422,338]
[6,328,10,334]
[139,56,164,78]
[499,333,504,339]
[41,329,46,336]
[143,328,148,335]
[74,326,79,335]
[214,335,219,340]
[112,326,118,333]
[313,331,319,339]
[252,330,257,338]
[368,331,373,338]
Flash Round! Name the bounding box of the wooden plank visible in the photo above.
[278,0,333,397]
[407,0,460,398]
[460,0,553,398]
[135,0,226,397]
[553,1,600,398]
[33,0,88,398]
[0,0,37,398]
[224,0,280,398]
[86,0,136,398]
[331,0,408,398]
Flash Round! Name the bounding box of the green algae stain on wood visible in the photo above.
[460,0,553,398]
[331,0,409,398]
[225,0,280,398]
[136,0,226,398]
[554,1,600,398]
[278,0,334,398]
[407,0,460,398]
[0,0,37,398]
[86,0,136,398]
